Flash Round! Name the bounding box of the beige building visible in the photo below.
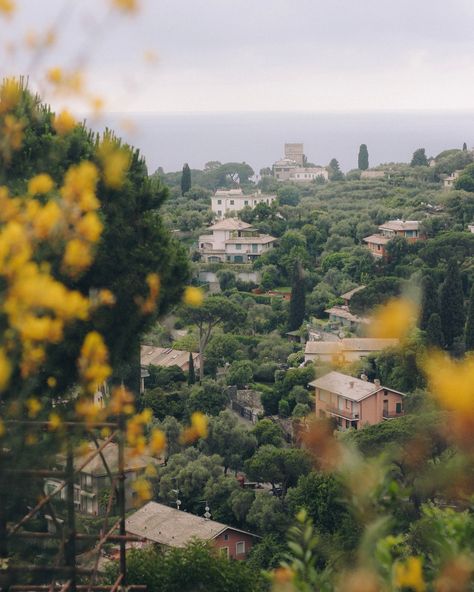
[284,143,304,166]
[309,371,405,430]
[360,170,385,180]
[304,338,398,364]
[443,170,462,190]
[198,218,276,263]
[288,167,328,182]
[363,220,422,258]
[211,188,276,219]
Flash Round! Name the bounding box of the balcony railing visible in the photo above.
[325,406,360,421]
[382,409,404,419]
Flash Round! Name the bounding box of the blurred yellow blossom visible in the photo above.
[26,397,42,418]
[53,110,77,135]
[0,419,5,438]
[112,0,139,13]
[109,385,135,415]
[98,139,130,189]
[368,297,418,341]
[180,412,208,444]
[3,114,24,150]
[0,348,12,391]
[393,557,425,592]
[137,273,160,314]
[0,78,21,113]
[183,286,204,307]
[132,478,152,503]
[144,463,158,477]
[47,376,57,388]
[0,0,14,16]
[77,212,103,243]
[33,201,62,239]
[63,239,92,274]
[424,351,474,413]
[48,412,62,430]
[149,428,166,455]
[78,331,111,393]
[47,67,63,85]
[98,289,116,306]
[28,174,54,195]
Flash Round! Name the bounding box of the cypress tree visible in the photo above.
[419,274,439,330]
[465,284,474,351]
[357,144,369,170]
[439,260,465,350]
[463,142,468,151]
[426,313,444,348]
[181,163,191,195]
[288,260,306,331]
[188,351,196,385]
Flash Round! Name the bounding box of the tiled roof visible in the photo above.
[378,220,420,232]
[141,346,199,370]
[305,338,398,355]
[363,234,391,245]
[225,235,276,244]
[340,286,365,301]
[126,502,258,547]
[208,219,253,231]
[309,371,380,402]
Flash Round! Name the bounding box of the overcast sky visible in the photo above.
[5,0,474,113]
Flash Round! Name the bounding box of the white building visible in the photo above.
[288,167,328,182]
[443,170,462,190]
[211,189,276,219]
[198,218,276,264]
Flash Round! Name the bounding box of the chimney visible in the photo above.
[360,374,368,381]
[374,379,381,387]
[349,381,354,389]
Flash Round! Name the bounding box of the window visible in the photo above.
[252,244,258,253]
[81,473,93,491]
[319,391,328,402]
[396,402,402,414]
[235,244,241,250]
[217,199,222,204]
[220,547,229,558]
[236,541,246,555]
[217,210,222,216]
[244,200,249,206]
[230,200,234,205]
[224,534,229,541]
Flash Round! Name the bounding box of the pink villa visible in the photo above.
[309,371,406,430]
[363,220,423,258]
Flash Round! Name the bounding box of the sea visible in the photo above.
[89,111,474,176]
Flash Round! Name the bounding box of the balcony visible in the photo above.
[382,410,404,420]
[326,406,360,421]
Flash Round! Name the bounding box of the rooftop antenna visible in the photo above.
[171,484,182,510]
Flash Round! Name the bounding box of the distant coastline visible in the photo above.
[88,111,474,175]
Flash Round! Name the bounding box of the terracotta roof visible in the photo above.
[208,219,253,231]
[325,306,369,324]
[363,234,390,245]
[309,371,379,401]
[305,338,398,355]
[126,502,259,547]
[378,220,420,232]
[305,342,341,355]
[214,189,244,196]
[141,346,199,370]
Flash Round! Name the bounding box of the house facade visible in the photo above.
[198,218,276,263]
[126,501,259,560]
[304,338,398,364]
[44,442,162,517]
[363,220,422,258]
[211,188,276,219]
[309,371,406,430]
[288,167,328,182]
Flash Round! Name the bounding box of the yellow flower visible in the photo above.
[78,331,111,393]
[33,201,62,239]
[368,297,418,342]
[424,352,474,413]
[183,286,204,307]
[63,239,92,273]
[53,110,77,135]
[393,557,425,592]
[26,397,42,418]
[0,0,14,16]
[0,348,12,391]
[144,463,158,477]
[0,419,5,437]
[137,273,161,314]
[47,376,57,388]
[61,161,99,210]
[0,78,21,113]
[149,428,166,455]
[28,174,54,195]
[98,140,130,189]
[90,96,105,114]
[98,289,116,306]
[109,386,135,415]
[77,212,103,243]
[47,67,63,85]
[132,478,152,503]
[180,412,208,444]
[48,412,62,430]
[3,114,24,150]
[112,0,139,13]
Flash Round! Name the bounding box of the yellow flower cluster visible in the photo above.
[0,0,15,17]
[97,139,131,189]
[183,286,204,307]
[78,332,112,394]
[0,79,21,113]
[46,67,83,95]
[424,351,474,413]
[52,110,77,135]
[137,273,160,314]
[393,557,425,592]
[180,412,208,444]
[28,174,54,195]
[368,297,419,342]
[112,0,139,14]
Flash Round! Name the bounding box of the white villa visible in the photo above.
[272,158,328,183]
[198,218,276,263]
[211,189,276,219]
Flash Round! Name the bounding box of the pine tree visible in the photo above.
[328,158,344,181]
[188,351,196,385]
[426,313,444,348]
[419,274,439,330]
[465,284,474,351]
[410,148,429,167]
[439,260,465,350]
[357,144,369,170]
[288,261,306,331]
[181,163,191,195]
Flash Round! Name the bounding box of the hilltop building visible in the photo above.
[272,143,328,182]
[284,143,305,166]
[211,188,276,219]
[126,501,259,560]
[363,220,423,258]
[198,218,276,263]
[309,371,406,430]
[304,338,398,364]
